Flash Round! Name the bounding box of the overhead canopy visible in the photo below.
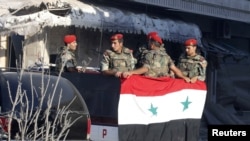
[0,0,202,43]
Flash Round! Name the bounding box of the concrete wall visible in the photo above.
[0,36,8,68]
[23,32,50,69]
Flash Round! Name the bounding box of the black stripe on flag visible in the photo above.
[119,119,201,141]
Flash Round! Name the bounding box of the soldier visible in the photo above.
[55,34,81,73]
[134,31,158,68]
[123,33,190,82]
[100,33,137,78]
[177,38,208,83]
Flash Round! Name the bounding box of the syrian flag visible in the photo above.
[118,75,207,141]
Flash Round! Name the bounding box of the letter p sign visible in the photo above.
[102,129,107,138]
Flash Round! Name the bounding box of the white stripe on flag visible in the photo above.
[118,89,207,125]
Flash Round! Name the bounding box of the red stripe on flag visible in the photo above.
[120,75,207,96]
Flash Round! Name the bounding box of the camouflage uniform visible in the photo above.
[134,44,165,68]
[100,47,137,72]
[55,46,77,72]
[177,54,207,81]
[134,45,149,68]
[142,47,175,77]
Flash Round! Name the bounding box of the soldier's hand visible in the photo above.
[190,77,198,83]
[184,77,191,83]
[76,66,84,73]
[122,71,132,78]
[115,71,123,78]
[77,68,82,72]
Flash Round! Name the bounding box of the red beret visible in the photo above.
[111,34,123,40]
[150,34,163,44]
[64,35,76,44]
[184,38,197,46]
[147,31,158,40]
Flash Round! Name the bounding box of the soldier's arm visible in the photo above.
[168,56,189,81]
[170,65,190,82]
[100,51,121,77]
[197,58,208,81]
[122,52,150,78]
[63,56,78,72]
[66,67,78,72]
[59,52,77,72]
[129,51,153,75]
[129,66,148,75]
[64,60,78,72]
[122,66,148,78]
[102,69,118,76]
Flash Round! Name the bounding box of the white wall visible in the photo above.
[0,36,8,68]
[22,32,50,69]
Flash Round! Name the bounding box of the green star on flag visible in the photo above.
[148,103,158,116]
[181,96,192,111]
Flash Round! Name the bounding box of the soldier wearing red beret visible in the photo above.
[177,38,208,83]
[55,34,81,73]
[134,32,157,68]
[100,33,137,78]
[184,38,197,46]
[134,31,164,68]
[123,33,190,82]
[147,31,158,40]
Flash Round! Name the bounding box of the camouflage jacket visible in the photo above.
[177,54,207,81]
[134,45,149,68]
[100,47,137,72]
[134,43,166,68]
[55,46,77,72]
[143,47,174,78]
